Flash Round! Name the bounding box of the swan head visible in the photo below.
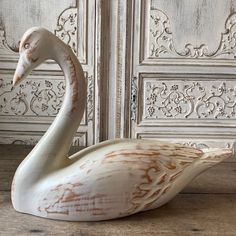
[13,27,54,86]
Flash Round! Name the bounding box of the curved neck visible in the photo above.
[24,39,86,172]
[42,40,86,152]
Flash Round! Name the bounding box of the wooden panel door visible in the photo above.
[109,0,236,151]
[129,0,236,149]
[0,0,101,147]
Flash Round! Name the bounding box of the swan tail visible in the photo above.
[201,148,233,163]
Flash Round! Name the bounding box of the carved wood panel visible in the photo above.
[123,0,236,149]
[141,0,236,65]
[147,8,236,60]
[1,0,236,150]
[0,0,97,147]
[141,76,236,121]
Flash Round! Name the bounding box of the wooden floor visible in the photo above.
[0,144,236,236]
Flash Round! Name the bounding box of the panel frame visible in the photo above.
[139,0,236,67]
[0,0,99,147]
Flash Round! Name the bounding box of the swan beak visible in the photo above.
[12,56,31,87]
[13,74,22,86]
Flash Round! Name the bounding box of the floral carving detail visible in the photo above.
[0,76,93,121]
[0,28,18,55]
[150,9,236,59]
[144,80,236,119]
[0,6,79,55]
[131,77,138,121]
[30,80,65,116]
[87,76,94,121]
[178,141,233,150]
[55,7,77,54]
[180,142,210,149]
[0,79,65,116]
[149,10,175,58]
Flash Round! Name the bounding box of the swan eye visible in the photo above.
[24,43,30,49]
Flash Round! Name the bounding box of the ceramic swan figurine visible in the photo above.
[11,27,233,221]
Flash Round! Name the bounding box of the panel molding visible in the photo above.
[140,75,236,122]
[0,28,18,59]
[0,0,97,147]
[147,9,236,59]
[0,0,87,65]
[135,133,235,151]
[0,73,93,123]
[105,0,134,139]
[130,72,236,139]
[136,0,236,66]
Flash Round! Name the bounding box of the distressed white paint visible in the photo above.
[11,28,233,221]
[118,0,236,150]
[0,0,96,147]
[151,0,235,54]
[0,0,74,45]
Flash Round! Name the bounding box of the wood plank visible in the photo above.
[0,171,14,191]
[0,144,31,160]
[0,144,82,160]
[183,163,236,194]
[0,191,235,236]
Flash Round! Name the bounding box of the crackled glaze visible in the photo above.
[11,27,233,221]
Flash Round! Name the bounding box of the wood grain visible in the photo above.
[0,144,236,235]
[0,192,236,236]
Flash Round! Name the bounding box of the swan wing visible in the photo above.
[34,140,203,221]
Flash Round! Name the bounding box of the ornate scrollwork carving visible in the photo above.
[55,7,78,54]
[30,80,65,116]
[149,10,175,58]
[180,141,234,151]
[144,80,236,120]
[178,141,233,150]
[131,77,138,121]
[0,78,65,116]
[150,9,236,59]
[0,28,18,54]
[0,76,93,121]
[0,6,78,55]
[180,142,210,149]
[87,75,94,121]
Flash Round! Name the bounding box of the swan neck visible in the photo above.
[44,41,86,152]
[53,43,85,115]
[27,40,86,170]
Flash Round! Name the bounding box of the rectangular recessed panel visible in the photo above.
[0,74,88,125]
[140,0,236,64]
[139,75,236,123]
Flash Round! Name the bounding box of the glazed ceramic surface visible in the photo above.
[11,27,233,221]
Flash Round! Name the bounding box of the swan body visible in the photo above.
[11,27,233,221]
